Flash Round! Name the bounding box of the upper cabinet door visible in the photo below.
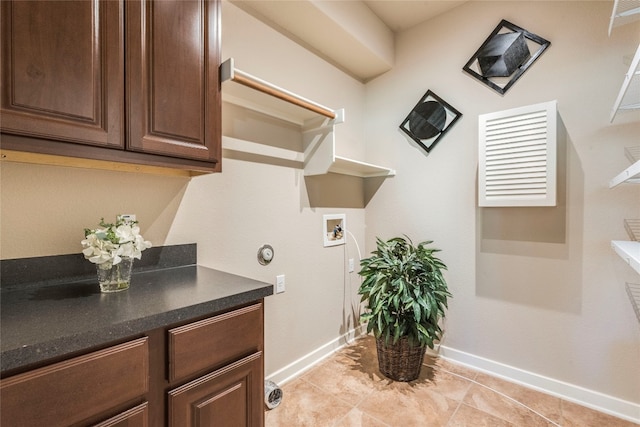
[0,0,124,148]
[126,0,221,163]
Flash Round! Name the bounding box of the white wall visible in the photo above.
[364,0,640,417]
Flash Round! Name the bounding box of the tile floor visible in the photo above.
[265,335,638,427]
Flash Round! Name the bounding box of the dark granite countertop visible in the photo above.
[1,248,273,374]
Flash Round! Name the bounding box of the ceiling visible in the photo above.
[229,0,467,82]
[362,0,467,32]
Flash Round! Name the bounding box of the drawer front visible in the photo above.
[0,337,148,427]
[168,302,263,382]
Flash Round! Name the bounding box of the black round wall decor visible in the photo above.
[399,90,462,154]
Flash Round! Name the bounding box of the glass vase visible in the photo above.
[96,257,134,293]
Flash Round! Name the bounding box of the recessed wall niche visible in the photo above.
[323,214,345,247]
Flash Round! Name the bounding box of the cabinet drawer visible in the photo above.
[0,337,148,427]
[168,302,263,382]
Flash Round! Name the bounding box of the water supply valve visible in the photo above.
[257,244,274,265]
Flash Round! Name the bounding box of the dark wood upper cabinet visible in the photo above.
[0,0,221,173]
[0,0,124,148]
[126,0,220,162]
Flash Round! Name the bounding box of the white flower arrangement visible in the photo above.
[82,216,152,265]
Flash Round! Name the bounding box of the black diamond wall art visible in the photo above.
[463,20,550,95]
[399,90,462,154]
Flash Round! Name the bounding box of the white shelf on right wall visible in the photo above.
[609,147,640,322]
[609,159,640,187]
[608,0,640,35]
[609,0,640,121]
[625,282,640,323]
[612,240,640,275]
[608,0,640,325]
[610,147,640,276]
[610,43,640,122]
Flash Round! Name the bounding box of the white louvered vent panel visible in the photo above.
[479,101,558,207]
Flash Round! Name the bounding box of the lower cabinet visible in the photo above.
[0,301,265,426]
[166,302,265,426]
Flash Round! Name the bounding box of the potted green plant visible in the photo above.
[358,236,451,381]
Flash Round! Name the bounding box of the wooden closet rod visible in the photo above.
[222,59,337,120]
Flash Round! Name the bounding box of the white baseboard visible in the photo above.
[266,325,365,386]
[439,345,640,424]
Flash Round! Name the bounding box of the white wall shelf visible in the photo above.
[609,159,640,187]
[302,116,395,178]
[612,240,640,275]
[220,58,336,125]
[329,156,395,178]
[625,282,640,324]
[610,43,640,122]
[608,1,640,326]
[220,58,395,180]
[608,0,640,36]
[609,0,640,121]
[624,218,640,241]
[609,147,640,326]
[609,148,640,188]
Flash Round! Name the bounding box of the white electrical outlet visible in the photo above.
[276,275,285,294]
[348,258,355,273]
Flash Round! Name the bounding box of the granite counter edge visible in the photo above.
[1,285,273,375]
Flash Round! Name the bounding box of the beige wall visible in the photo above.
[162,1,373,380]
[0,163,190,258]
[365,0,640,408]
[1,0,638,418]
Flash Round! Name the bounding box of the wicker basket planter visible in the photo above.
[376,336,426,382]
[359,237,451,384]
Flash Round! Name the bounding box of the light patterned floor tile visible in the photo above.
[334,408,391,427]
[561,400,640,427]
[463,382,559,426]
[472,372,562,424]
[448,403,515,427]
[265,336,637,427]
[357,386,459,426]
[264,378,353,427]
[303,353,382,406]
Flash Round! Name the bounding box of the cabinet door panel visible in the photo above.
[0,338,148,427]
[0,0,124,147]
[127,0,221,163]
[168,352,263,427]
